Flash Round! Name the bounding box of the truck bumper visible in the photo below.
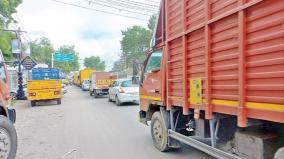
[7,108,16,123]
[95,89,109,95]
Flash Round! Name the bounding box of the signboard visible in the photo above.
[54,52,74,62]
[21,56,37,70]
[11,39,21,54]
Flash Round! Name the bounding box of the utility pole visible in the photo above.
[4,28,27,100]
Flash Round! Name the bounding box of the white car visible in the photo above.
[81,79,90,91]
[108,79,139,106]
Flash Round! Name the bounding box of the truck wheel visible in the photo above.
[274,147,284,159]
[57,99,62,105]
[115,96,121,106]
[0,115,17,159]
[31,101,36,107]
[151,111,169,152]
[94,92,98,98]
[108,95,112,102]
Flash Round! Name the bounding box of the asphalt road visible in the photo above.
[14,86,212,159]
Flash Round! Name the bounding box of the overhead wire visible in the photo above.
[83,0,153,16]
[14,14,33,42]
[85,0,158,13]
[50,0,149,21]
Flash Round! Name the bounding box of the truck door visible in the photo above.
[0,53,10,105]
[140,50,162,110]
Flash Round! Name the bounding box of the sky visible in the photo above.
[13,0,160,70]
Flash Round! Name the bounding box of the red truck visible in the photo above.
[0,50,17,158]
[89,72,117,98]
[138,0,284,159]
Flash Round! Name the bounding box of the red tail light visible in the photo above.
[118,88,125,93]
[29,92,36,96]
[54,91,60,95]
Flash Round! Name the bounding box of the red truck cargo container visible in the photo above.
[89,72,118,98]
[138,0,284,159]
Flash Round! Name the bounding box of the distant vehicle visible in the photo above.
[81,79,90,91]
[27,68,62,106]
[108,79,139,106]
[73,72,80,86]
[89,72,117,98]
[62,84,68,94]
[79,69,93,86]
[0,49,17,158]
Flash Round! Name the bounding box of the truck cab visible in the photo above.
[0,50,17,158]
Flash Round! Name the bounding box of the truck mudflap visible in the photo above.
[7,108,16,123]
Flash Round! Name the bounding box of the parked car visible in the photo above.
[81,79,90,91]
[62,84,68,94]
[108,79,139,106]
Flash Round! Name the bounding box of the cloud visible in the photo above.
[15,0,152,70]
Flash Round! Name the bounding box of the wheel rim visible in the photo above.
[153,119,163,143]
[0,128,11,159]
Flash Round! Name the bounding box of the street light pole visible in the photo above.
[3,28,27,100]
[51,52,54,68]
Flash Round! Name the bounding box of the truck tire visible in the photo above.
[108,95,112,102]
[115,96,121,106]
[0,115,17,159]
[151,111,169,152]
[31,101,36,107]
[274,147,284,159]
[94,92,98,98]
[57,99,61,105]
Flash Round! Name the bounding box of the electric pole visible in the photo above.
[4,28,27,100]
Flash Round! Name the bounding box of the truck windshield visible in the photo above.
[145,50,162,73]
[121,80,138,87]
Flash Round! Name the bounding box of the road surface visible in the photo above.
[14,86,212,159]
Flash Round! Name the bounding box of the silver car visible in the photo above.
[81,79,90,91]
[108,79,139,106]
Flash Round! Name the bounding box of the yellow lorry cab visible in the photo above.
[27,68,62,106]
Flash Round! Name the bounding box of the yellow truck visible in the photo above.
[27,68,62,106]
[73,72,80,86]
[79,68,93,86]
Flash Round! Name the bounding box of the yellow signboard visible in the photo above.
[190,78,202,105]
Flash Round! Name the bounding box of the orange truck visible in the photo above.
[89,72,117,98]
[138,1,284,159]
[0,50,17,158]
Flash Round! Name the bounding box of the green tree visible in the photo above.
[120,25,152,69]
[0,0,23,60]
[54,45,80,73]
[30,37,54,67]
[148,14,157,33]
[84,56,105,71]
[0,30,15,61]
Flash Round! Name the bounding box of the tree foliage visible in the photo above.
[114,15,157,76]
[148,14,157,33]
[30,37,80,73]
[30,37,54,67]
[0,0,22,60]
[84,56,106,71]
[0,0,22,25]
[120,25,152,69]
